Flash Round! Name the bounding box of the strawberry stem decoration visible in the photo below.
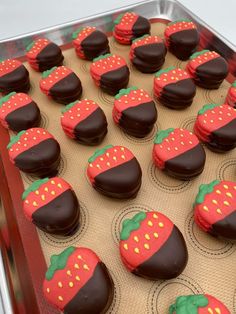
[225,80,236,108]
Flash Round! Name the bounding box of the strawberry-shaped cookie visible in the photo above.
[130,35,167,73]
[153,128,206,180]
[43,246,114,314]
[112,87,157,137]
[186,50,228,89]
[26,38,64,72]
[153,67,196,109]
[0,92,41,132]
[22,177,80,235]
[119,211,188,280]
[194,103,236,152]
[0,59,30,94]
[61,99,107,145]
[194,180,236,240]
[90,54,130,95]
[164,19,199,60]
[225,80,236,108]
[169,294,230,314]
[7,127,61,177]
[72,27,110,60]
[113,12,150,45]
[39,66,82,104]
[87,145,142,198]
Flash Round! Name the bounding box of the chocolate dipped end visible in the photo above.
[81,30,110,60]
[211,211,236,240]
[0,65,30,94]
[100,66,130,96]
[132,16,151,37]
[36,43,64,72]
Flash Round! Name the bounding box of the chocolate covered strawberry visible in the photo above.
[225,80,236,108]
[0,92,41,132]
[119,211,188,280]
[87,144,142,199]
[26,38,64,72]
[112,86,157,137]
[72,26,110,60]
[43,246,114,314]
[22,177,80,235]
[61,99,107,145]
[153,67,196,109]
[7,127,61,177]
[169,294,230,314]
[39,66,82,104]
[194,103,236,152]
[186,50,228,89]
[0,59,30,94]
[194,180,236,240]
[164,19,199,60]
[90,53,130,95]
[153,128,206,180]
[113,12,150,45]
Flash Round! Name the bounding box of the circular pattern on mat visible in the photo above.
[233,289,236,314]
[109,38,130,52]
[203,83,229,104]
[107,270,121,314]
[38,201,89,247]
[179,116,196,131]
[98,89,115,106]
[148,161,192,193]
[216,158,236,181]
[80,60,90,74]
[121,122,159,144]
[40,111,49,129]
[111,204,153,244]
[185,212,236,258]
[147,275,203,314]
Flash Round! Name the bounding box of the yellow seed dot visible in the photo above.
[154,232,159,238]
[145,234,150,240]
[77,255,82,260]
[58,183,62,188]
[203,206,209,211]
[44,187,48,192]
[148,220,153,227]
[58,282,63,288]
[67,270,72,276]
[83,264,89,270]
[226,192,233,198]
[216,190,221,194]
[123,243,128,250]
[51,180,55,184]
[134,236,139,242]
[76,276,80,281]
[216,208,222,214]
[215,308,221,314]
[25,200,29,204]
[51,191,55,195]
[134,248,139,254]
[212,200,218,205]
[33,201,38,207]
[208,308,213,314]
[35,190,39,195]
[144,243,150,250]
[74,263,79,269]
[41,195,45,201]
[223,185,229,189]
[224,201,230,206]
[58,296,63,301]
[153,213,158,219]
[159,222,164,228]
[46,288,50,293]
[69,282,74,287]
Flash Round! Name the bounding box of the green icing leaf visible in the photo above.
[198,103,221,115]
[169,295,208,314]
[155,66,176,77]
[132,34,150,43]
[42,66,57,78]
[115,86,138,99]
[232,80,236,87]
[45,247,76,281]
[26,41,35,52]
[120,211,147,240]
[154,128,174,144]
[93,53,112,62]
[22,178,49,200]
[194,180,220,206]
[168,19,192,26]
[72,27,84,40]
[190,50,210,60]
[7,130,26,149]
[0,92,16,107]
[61,100,79,113]
[114,13,125,25]
[88,145,113,163]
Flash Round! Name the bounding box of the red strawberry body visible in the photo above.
[87,145,142,198]
[119,211,188,279]
[225,80,236,108]
[43,246,114,314]
[194,180,236,240]
[153,128,206,180]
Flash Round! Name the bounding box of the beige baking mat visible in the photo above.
[18,22,236,313]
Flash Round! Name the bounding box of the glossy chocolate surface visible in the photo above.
[133,16,151,37]
[100,66,130,95]
[0,65,30,94]
[37,43,64,72]
[81,30,110,60]
[212,211,236,240]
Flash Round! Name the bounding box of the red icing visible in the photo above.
[119,211,173,270]
[73,27,96,47]
[186,51,220,77]
[130,35,164,60]
[194,104,236,143]
[164,21,196,38]
[61,99,99,138]
[225,85,236,108]
[26,38,50,60]
[0,59,22,77]
[153,128,199,169]
[8,127,54,162]
[198,294,230,314]
[113,32,131,45]
[43,247,100,310]
[194,181,236,233]
[114,12,138,33]
[23,177,72,221]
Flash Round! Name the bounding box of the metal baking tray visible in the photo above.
[0,1,235,313]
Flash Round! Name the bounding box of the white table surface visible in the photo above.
[0,0,235,45]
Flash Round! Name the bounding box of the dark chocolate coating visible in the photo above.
[194,57,228,89]
[168,29,199,60]
[119,101,157,137]
[64,262,114,314]
[93,158,142,199]
[165,143,206,180]
[5,101,41,132]
[132,43,167,73]
[211,210,236,240]
[100,66,130,95]
[206,118,236,152]
[132,16,151,37]
[32,189,80,235]
[74,107,108,145]
[158,78,196,109]
[50,73,82,104]
[36,43,64,72]
[14,138,61,177]
[81,30,110,60]
[134,225,188,280]
[0,65,30,94]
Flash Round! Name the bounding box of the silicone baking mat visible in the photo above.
[12,21,236,313]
